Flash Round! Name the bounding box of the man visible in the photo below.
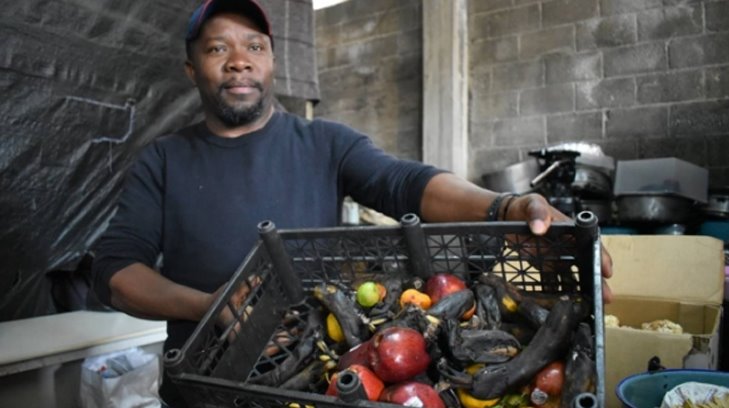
[92,0,613,406]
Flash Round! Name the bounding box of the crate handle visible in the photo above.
[401,213,433,279]
[258,220,305,304]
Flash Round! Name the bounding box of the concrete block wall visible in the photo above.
[469,0,729,186]
[314,0,423,160]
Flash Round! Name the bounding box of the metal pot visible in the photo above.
[573,165,612,199]
[703,188,729,218]
[481,160,539,194]
[616,195,694,224]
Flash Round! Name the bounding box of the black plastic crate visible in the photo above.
[165,212,605,408]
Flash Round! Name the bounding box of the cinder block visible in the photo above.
[520,84,574,115]
[469,146,524,183]
[545,52,602,84]
[472,36,519,64]
[708,167,729,188]
[577,15,636,50]
[706,135,729,168]
[520,26,575,60]
[606,106,668,138]
[637,6,702,41]
[637,137,707,167]
[492,61,544,91]
[669,100,729,137]
[668,33,729,68]
[547,111,604,143]
[543,0,599,27]
[483,4,540,37]
[600,0,662,16]
[397,29,422,54]
[596,138,639,161]
[576,78,635,110]
[706,1,729,33]
[637,70,703,103]
[469,0,512,14]
[493,117,545,146]
[604,42,666,76]
[469,120,495,150]
[707,66,729,99]
[470,13,491,42]
[471,91,519,120]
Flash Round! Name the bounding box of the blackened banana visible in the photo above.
[313,283,367,348]
[470,299,588,399]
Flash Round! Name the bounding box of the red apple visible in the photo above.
[534,360,565,396]
[325,364,384,401]
[425,273,467,304]
[369,327,431,383]
[337,340,373,371]
[379,381,446,408]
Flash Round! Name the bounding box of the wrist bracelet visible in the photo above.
[500,194,519,221]
[486,193,518,221]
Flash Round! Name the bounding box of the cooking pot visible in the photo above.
[573,165,612,198]
[703,188,729,218]
[616,195,694,224]
[481,160,539,194]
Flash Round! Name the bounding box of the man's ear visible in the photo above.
[184,60,196,86]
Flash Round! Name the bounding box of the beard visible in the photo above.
[204,82,267,127]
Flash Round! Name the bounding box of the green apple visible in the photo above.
[356,281,380,308]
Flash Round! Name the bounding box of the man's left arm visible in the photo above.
[420,172,613,303]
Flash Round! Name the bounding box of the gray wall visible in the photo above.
[314,0,423,161]
[469,0,729,186]
[315,0,729,186]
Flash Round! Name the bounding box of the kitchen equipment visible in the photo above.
[614,158,708,224]
[616,195,695,224]
[703,188,729,218]
[481,159,539,194]
[529,149,580,216]
[613,158,708,203]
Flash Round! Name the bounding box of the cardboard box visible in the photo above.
[601,235,725,407]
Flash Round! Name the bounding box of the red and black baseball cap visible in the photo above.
[186,0,273,48]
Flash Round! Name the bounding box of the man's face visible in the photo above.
[185,12,274,129]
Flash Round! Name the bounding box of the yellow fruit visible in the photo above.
[502,295,518,313]
[457,364,500,408]
[326,313,344,343]
[456,387,500,408]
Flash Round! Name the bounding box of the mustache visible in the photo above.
[220,79,263,92]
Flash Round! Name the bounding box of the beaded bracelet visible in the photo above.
[485,193,519,221]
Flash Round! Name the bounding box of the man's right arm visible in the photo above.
[108,262,212,322]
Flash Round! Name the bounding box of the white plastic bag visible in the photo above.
[80,347,161,408]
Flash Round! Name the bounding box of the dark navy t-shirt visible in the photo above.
[92,111,443,350]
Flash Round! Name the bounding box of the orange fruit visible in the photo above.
[462,304,477,321]
[399,288,432,309]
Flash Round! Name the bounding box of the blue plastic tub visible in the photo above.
[616,369,729,408]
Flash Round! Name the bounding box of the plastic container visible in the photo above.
[164,212,604,408]
[616,369,729,408]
